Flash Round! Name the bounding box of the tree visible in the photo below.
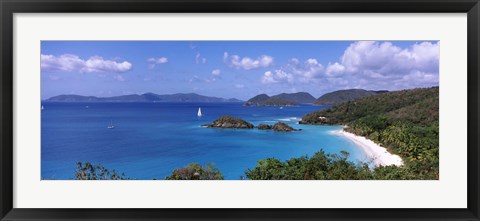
[246,150,376,180]
[75,162,128,180]
[166,163,224,180]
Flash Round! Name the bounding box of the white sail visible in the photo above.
[41,105,44,110]
[107,120,115,129]
[197,107,203,117]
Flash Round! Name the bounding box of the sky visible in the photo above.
[41,41,439,100]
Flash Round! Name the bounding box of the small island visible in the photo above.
[202,116,254,129]
[270,122,298,132]
[204,116,298,132]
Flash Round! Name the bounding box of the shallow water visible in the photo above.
[41,102,370,180]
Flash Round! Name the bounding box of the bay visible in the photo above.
[41,102,371,180]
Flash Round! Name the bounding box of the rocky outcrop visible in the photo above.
[271,122,297,132]
[204,116,299,132]
[203,116,254,129]
[256,124,272,130]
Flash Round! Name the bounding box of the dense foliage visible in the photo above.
[246,94,270,103]
[74,162,223,180]
[314,89,381,106]
[245,150,417,180]
[259,97,298,106]
[300,87,439,179]
[166,163,224,180]
[75,162,129,180]
[204,115,255,128]
[272,92,316,104]
[244,92,315,106]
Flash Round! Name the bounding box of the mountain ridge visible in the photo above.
[314,89,388,106]
[244,92,315,106]
[46,93,243,103]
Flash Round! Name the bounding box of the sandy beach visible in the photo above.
[331,129,404,166]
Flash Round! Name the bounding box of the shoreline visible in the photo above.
[330,129,404,167]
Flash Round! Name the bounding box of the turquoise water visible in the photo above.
[41,102,370,180]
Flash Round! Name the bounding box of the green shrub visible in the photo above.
[166,163,224,180]
[75,162,128,180]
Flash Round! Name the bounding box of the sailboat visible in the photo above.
[107,120,115,129]
[197,107,203,117]
[41,105,44,111]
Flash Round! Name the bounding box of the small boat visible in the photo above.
[107,120,115,129]
[279,107,283,109]
[41,105,44,110]
[197,107,203,117]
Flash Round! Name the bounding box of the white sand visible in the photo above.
[331,129,404,167]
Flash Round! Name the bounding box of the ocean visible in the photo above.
[41,102,371,180]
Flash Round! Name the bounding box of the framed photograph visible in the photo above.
[1,0,479,220]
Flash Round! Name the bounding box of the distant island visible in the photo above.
[244,92,316,106]
[243,90,391,107]
[45,93,244,103]
[45,89,390,106]
[314,89,388,106]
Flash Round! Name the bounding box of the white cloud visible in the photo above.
[147,57,168,70]
[196,52,207,64]
[235,84,245,89]
[326,41,440,89]
[259,41,439,90]
[223,52,229,62]
[325,62,345,77]
[278,58,324,83]
[336,41,439,77]
[189,75,216,83]
[290,58,300,64]
[212,69,221,76]
[147,57,168,64]
[189,69,222,84]
[260,58,324,85]
[225,53,274,70]
[261,70,293,84]
[41,54,132,73]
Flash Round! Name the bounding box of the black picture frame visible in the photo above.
[1,0,479,220]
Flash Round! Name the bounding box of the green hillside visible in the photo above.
[314,89,383,106]
[259,97,297,106]
[300,87,439,179]
[272,92,316,104]
[243,92,315,106]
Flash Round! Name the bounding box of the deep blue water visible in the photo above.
[41,102,370,180]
